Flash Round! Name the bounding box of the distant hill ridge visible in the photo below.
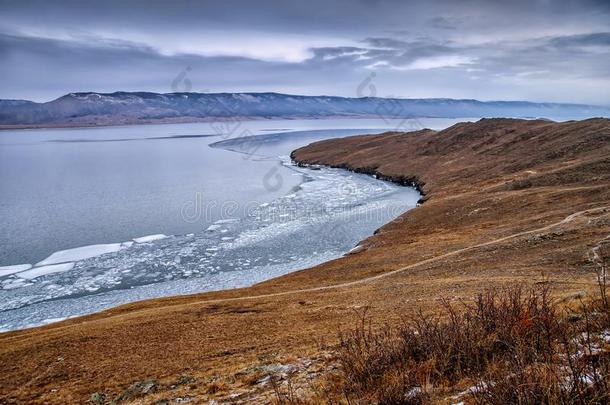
[0,91,608,127]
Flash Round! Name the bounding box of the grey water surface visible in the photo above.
[0,118,466,330]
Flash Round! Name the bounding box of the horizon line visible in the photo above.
[3,91,609,108]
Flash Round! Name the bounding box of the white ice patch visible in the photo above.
[17,262,75,280]
[40,317,68,325]
[206,224,222,231]
[0,264,32,276]
[36,243,123,266]
[214,219,239,224]
[347,245,365,255]
[133,234,168,243]
[2,279,30,289]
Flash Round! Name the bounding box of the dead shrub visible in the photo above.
[332,284,610,404]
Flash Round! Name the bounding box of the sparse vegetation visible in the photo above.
[319,244,610,404]
[205,379,228,395]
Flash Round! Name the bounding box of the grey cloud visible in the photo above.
[363,37,411,49]
[0,33,291,98]
[342,31,610,82]
[327,37,464,68]
[0,0,609,104]
[310,46,369,60]
[473,34,610,80]
[548,32,610,49]
[427,17,457,30]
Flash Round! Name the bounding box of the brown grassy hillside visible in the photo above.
[1,118,609,404]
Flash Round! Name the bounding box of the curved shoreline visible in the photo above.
[0,156,419,332]
[290,150,428,204]
[1,118,609,404]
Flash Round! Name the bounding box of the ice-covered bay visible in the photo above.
[0,159,419,330]
[0,118,465,331]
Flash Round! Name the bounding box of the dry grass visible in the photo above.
[320,245,610,404]
[205,379,228,395]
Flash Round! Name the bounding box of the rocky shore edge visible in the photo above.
[290,150,428,205]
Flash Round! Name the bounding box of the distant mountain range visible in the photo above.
[0,92,608,128]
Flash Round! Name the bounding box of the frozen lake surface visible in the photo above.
[0,118,468,331]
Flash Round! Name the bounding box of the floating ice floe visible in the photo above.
[35,243,123,266]
[2,278,30,289]
[0,264,33,276]
[17,262,75,280]
[0,159,422,331]
[133,234,168,243]
[214,219,239,224]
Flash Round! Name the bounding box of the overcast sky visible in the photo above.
[0,0,609,104]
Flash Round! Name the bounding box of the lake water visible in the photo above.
[0,118,469,330]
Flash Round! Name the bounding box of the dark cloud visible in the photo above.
[548,32,610,49]
[0,0,609,104]
[310,46,368,60]
[427,17,457,30]
[363,38,410,49]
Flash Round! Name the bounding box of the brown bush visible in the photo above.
[332,284,610,404]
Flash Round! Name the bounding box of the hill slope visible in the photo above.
[1,118,609,403]
[0,92,608,127]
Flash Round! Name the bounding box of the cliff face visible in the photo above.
[2,118,610,404]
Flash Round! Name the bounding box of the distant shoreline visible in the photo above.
[0,115,432,131]
[2,91,607,131]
